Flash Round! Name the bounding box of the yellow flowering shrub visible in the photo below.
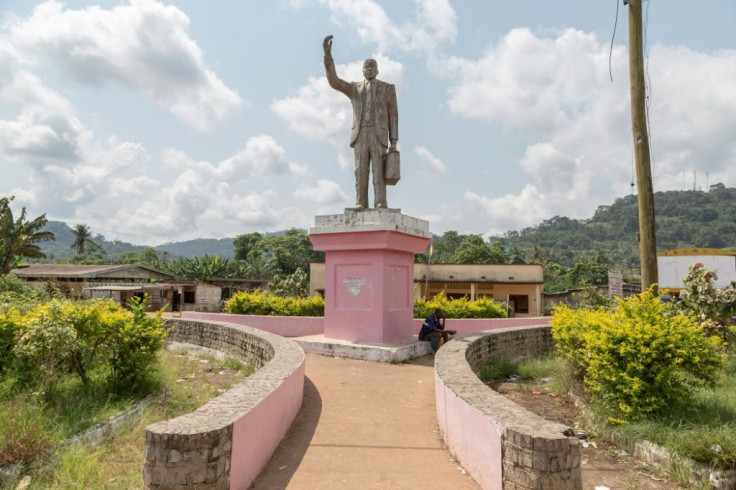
[551,304,611,379]
[552,290,725,421]
[413,292,507,319]
[11,296,167,393]
[225,289,324,316]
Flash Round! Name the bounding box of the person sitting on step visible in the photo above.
[418,308,456,352]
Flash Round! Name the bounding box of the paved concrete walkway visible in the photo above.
[251,354,479,489]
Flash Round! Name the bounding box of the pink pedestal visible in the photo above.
[310,211,429,343]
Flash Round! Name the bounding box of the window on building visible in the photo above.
[509,294,529,314]
[184,291,196,304]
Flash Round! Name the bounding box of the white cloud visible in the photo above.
[293,179,349,204]
[462,187,549,236]
[218,135,309,180]
[101,139,309,241]
[10,0,241,130]
[440,27,736,234]
[646,43,736,179]
[0,39,73,113]
[298,0,456,56]
[446,28,617,131]
[414,145,447,174]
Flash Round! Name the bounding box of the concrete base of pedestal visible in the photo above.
[309,209,430,344]
[294,334,434,363]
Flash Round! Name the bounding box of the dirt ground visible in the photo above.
[252,354,685,489]
[493,380,685,490]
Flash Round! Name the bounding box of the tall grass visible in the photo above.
[1,350,253,489]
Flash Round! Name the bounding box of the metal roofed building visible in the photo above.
[10,264,221,312]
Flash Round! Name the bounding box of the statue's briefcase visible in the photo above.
[384,150,400,185]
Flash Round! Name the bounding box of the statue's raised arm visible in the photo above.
[323,35,333,58]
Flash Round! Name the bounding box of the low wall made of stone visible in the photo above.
[181,312,550,340]
[143,319,305,489]
[434,325,581,489]
[180,312,324,337]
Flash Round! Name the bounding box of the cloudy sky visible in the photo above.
[1,0,735,245]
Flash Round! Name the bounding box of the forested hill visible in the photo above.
[495,186,736,269]
[39,221,235,261]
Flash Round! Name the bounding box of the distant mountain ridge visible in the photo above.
[39,221,236,261]
[494,186,736,268]
[38,186,736,266]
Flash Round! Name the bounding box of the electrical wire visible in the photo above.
[609,0,620,82]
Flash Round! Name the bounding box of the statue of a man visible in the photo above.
[323,35,398,209]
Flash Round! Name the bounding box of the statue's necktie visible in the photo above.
[365,82,372,122]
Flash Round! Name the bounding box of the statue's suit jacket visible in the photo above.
[324,57,398,149]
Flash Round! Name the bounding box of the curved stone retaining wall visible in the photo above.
[181,312,324,337]
[434,326,581,490]
[144,319,305,489]
[181,311,550,339]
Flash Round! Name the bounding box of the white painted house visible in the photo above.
[657,248,736,292]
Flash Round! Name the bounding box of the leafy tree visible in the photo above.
[138,247,160,266]
[67,240,107,264]
[676,263,736,345]
[255,229,323,276]
[118,247,159,266]
[508,245,527,264]
[162,255,231,280]
[234,255,279,280]
[268,268,310,297]
[0,196,55,274]
[432,231,464,263]
[233,232,263,261]
[449,235,509,264]
[70,224,93,255]
[543,260,609,294]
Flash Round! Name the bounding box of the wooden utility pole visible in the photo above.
[626,0,658,289]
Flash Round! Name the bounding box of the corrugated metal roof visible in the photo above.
[85,285,143,292]
[11,264,177,279]
[85,283,196,291]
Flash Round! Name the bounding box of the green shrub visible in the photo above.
[225,290,324,316]
[552,289,725,422]
[268,268,310,298]
[0,305,21,374]
[106,295,168,393]
[414,291,507,319]
[676,263,736,345]
[551,304,610,379]
[14,299,89,389]
[10,296,167,395]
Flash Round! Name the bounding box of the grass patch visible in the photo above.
[480,352,736,471]
[479,353,568,396]
[1,349,253,489]
[608,355,736,470]
[478,359,518,383]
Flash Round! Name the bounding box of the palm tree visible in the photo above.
[236,255,279,280]
[0,196,55,274]
[70,224,93,255]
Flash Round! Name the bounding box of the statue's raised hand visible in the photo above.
[323,35,333,57]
